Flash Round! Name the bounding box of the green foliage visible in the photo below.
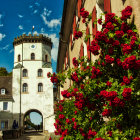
[0,67,12,76]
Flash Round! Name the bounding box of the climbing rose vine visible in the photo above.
[48,6,140,140]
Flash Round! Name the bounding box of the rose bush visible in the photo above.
[48,6,140,140]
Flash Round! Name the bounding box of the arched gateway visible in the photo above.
[12,34,55,132]
[23,109,43,131]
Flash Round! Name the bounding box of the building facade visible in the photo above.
[0,34,55,133]
[57,0,140,98]
[0,77,13,130]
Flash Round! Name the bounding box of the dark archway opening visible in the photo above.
[23,109,43,133]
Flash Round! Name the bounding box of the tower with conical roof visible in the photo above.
[12,34,55,132]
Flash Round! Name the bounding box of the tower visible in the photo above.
[12,34,55,132]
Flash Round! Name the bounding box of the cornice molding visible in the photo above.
[13,34,52,48]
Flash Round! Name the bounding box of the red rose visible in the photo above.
[74,111,77,114]
[113,40,120,46]
[95,31,107,42]
[121,22,129,32]
[61,90,71,98]
[59,114,65,119]
[98,19,102,24]
[121,6,132,20]
[105,13,115,23]
[71,72,79,83]
[127,30,136,36]
[135,60,140,69]
[102,109,112,116]
[74,31,83,39]
[116,58,122,66]
[47,72,51,78]
[66,119,71,124]
[107,131,112,137]
[122,88,132,101]
[105,55,114,64]
[134,137,140,140]
[103,29,109,34]
[95,138,105,140]
[50,73,58,83]
[123,76,130,85]
[106,22,114,30]
[59,105,63,112]
[115,30,124,38]
[108,47,114,54]
[88,40,100,55]
[72,118,75,122]
[88,130,97,139]
[106,81,112,87]
[72,57,79,67]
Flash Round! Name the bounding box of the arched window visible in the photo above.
[38,69,43,77]
[31,53,35,60]
[23,69,28,77]
[23,83,28,92]
[45,55,48,62]
[18,55,21,62]
[38,83,43,92]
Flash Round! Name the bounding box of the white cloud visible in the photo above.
[33,31,38,34]
[0,24,3,27]
[0,14,2,19]
[0,14,4,27]
[0,45,9,51]
[0,33,6,41]
[40,28,45,33]
[18,14,23,18]
[35,2,40,6]
[43,33,59,61]
[33,10,38,14]
[29,5,33,8]
[9,49,14,53]
[18,25,23,30]
[43,8,52,17]
[41,14,61,28]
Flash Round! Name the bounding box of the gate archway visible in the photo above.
[23,109,43,132]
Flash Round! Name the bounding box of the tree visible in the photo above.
[0,67,12,76]
[48,6,140,140]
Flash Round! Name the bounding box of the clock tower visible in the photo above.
[12,34,55,132]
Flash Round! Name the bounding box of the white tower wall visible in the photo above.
[12,34,55,132]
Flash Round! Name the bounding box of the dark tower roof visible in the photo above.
[0,76,13,100]
[13,34,52,48]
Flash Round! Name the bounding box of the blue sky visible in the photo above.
[0,0,64,73]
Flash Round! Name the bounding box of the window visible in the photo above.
[3,102,8,110]
[1,89,5,95]
[38,83,43,92]
[23,69,28,77]
[45,55,48,62]
[18,55,21,62]
[23,83,28,92]
[1,121,8,129]
[31,53,35,60]
[38,69,43,77]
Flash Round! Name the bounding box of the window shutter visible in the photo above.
[73,15,76,34]
[104,0,111,13]
[86,26,91,60]
[77,0,82,18]
[92,6,97,36]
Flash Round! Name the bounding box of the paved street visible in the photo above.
[6,131,51,140]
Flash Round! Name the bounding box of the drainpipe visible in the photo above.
[19,42,23,131]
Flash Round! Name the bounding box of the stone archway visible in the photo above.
[23,109,43,132]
